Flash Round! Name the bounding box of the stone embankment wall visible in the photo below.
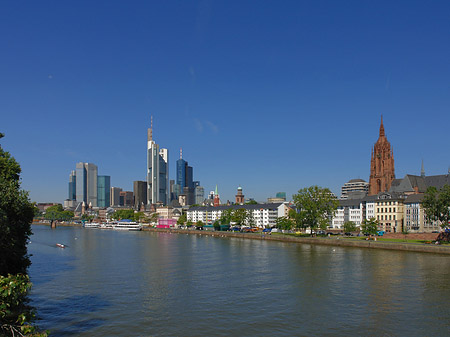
[382,233,438,241]
[144,228,450,255]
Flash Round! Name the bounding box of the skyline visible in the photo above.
[1,1,449,203]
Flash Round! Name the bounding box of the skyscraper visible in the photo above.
[369,116,395,195]
[97,175,111,208]
[75,162,98,207]
[134,181,147,209]
[110,187,122,206]
[68,170,76,201]
[147,117,169,205]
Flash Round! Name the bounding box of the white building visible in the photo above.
[186,203,288,228]
[331,199,365,229]
[340,179,369,199]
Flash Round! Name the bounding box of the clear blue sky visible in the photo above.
[1,1,449,203]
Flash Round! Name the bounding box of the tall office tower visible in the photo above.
[134,181,147,209]
[194,185,204,205]
[147,117,169,205]
[176,148,195,190]
[68,170,76,200]
[120,191,134,207]
[369,116,395,195]
[110,187,122,206]
[97,175,111,208]
[75,162,98,207]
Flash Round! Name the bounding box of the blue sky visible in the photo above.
[1,0,449,203]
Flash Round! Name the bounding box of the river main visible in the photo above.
[29,225,450,336]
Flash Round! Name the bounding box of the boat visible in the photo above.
[56,243,66,248]
[99,222,113,229]
[84,222,100,228]
[112,220,142,231]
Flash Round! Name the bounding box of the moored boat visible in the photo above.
[112,220,142,231]
[84,222,100,228]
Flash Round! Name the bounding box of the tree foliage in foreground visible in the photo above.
[423,185,450,229]
[292,186,338,234]
[0,133,47,336]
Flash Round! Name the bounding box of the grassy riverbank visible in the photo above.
[144,227,450,255]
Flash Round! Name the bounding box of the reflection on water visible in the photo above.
[29,226,450,336]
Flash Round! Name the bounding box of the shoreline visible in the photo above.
[32,223,450,255]
[144,227,450,255]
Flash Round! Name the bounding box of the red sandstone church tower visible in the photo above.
[235,186,244,204]
[369,116,395,195]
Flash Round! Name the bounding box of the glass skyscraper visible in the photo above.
[97,175,111,208]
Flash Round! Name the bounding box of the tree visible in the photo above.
[219,209,233,225]
[423,185,450,229]
[111,209,134,220]
[44,204,73,226]
[231,208,249,226]
[361,218,378,235]
[292,186,338,235]
[0,133,47,336]
[275,216,294,230]
[343,221,357,233]
[245,200,258,205]
[0,133,34,276]
[177,213,187,225]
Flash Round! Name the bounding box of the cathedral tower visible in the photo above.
[369,116,395,195]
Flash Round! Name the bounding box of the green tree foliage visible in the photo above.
[44,204,73,226]
[245,200,258,205]
[196,221,204,228]
[292,186,338,234]
[177,213,187,225]
[361,217,378,235]
[275,216,294,230]
[0,134,34,276]
[231,208,249,226]
[219,209,233,225]
[111,209,135,220]
[423,185,450,229]
[343,221,357,233]
[0,134,47,336]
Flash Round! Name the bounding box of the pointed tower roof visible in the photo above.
[215,184,219,196]
[421,160,425,177]
[379,115,385,138]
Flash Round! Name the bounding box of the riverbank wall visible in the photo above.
[143,227,450,255]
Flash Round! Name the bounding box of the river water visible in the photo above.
[28,225,450,336]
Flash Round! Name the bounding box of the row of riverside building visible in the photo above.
[63,115,449,233]
[332,116,449,233]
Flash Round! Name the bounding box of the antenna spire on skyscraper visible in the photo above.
[148,115,153,141]
[180,147,182,159]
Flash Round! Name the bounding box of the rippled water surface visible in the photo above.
[29,225,450,336]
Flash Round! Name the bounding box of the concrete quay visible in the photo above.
[144,227,450,255]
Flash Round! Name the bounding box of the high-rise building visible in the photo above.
[75,162,98,207]
[194,185,204,205]
[134,181,147,209]
[176,148,194,190]
[68,170,76,201]
[369,116,395,195]
[110,187,122,206]
[147,117,169,205]
[120,191,134,207]
[340,179,368,199]
[97,176,111,208]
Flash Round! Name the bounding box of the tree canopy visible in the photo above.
[292,186,338,234]
[0,134,34,276]
[361,218,378,235]
[343,221,357,233]
[423,185,450,229]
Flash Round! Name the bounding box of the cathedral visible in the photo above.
[369,116,395,195]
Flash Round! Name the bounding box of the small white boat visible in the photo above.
[112,220,142,231]
[56,243,66,248]
[84,222,100,228]
[99,223,113,229]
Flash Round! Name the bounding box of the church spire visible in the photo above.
[421,160,425,178]
[379,115,385,138]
